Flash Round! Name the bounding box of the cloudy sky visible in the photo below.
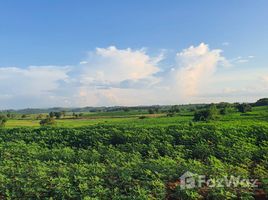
[0,1,268,109]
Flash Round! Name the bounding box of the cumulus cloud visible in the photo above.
[173,43,226,98]
[0,44,265,108]
[0,66,71,108]
[0,46,165,108]
[73,46,164,106]
[80,46,161,86]
[0,66,70,96]
[261,75,268,83]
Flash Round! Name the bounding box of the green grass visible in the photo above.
[6,120,40,128]
[5,114,193,128]
[5,105,268,128]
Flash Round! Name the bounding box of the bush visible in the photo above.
[220,107,228,115]
[0,115,7,127]
[193,105,218,121]
[167,112,175,117]
[39,117,56,126]
[139,116,147,119]
[237,103,252,113]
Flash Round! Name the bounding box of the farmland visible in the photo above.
[0,103,268,199]
[3,105,268,129]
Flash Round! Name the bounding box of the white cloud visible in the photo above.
[0,66,70,95]
[0,66,71,108]
[261,75,268,85]
[80,46,161,85]
[237,59,249,63]
[173,43,226,98]
[79,61,88,65]
[229,55,255,64]
[222,42,230,46]
[71,46,164,106]
[0,44,266,108]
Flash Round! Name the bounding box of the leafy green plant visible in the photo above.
[39,117,56,126]
[0,115,7,127]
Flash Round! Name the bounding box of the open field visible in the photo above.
[5,105,268,128]
[0,103,268,199]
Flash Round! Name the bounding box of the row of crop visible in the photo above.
[0,124,267,199]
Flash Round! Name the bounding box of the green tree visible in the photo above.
[49,112,55,118]
[193,104,218,121]
[220,107,228,115]
[0,115,7,127]
[123,107,130,112]
[61,111,66,117]
[39,117,56,126]
[170,105,180,113]
[237,103,252,113]
[21,114,27,119]
[72,112,79,118]
[54,112,62,119]
[148,108,155,114]
[255,98,268,106]
[36,114,43,120]
[167,105,180,117]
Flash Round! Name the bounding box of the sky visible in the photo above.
[0,0,268,109]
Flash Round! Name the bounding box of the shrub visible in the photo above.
[39,117,56,126]
[193,105,218,121]
[0,115,7,127]
[139,116,147,119]
[237,103,252,113]
[167,112,175,117]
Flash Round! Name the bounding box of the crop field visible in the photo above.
[2,1,268,199]
[0,103,267,199]
[4,105,268,128]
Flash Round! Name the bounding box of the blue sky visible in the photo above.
[0,1,268,108]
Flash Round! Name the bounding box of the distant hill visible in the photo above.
[1,104,207,114]
[1,98,267,114]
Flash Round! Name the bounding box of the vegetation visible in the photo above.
[0,115,7,127]
[255,98,268,106]
[0,98,267,199]
[0,123,267,199]
[193,104,218,121]
[167,105,181,117]
[39,117,56,126]
[237,103,252,113]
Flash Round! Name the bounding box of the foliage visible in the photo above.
[49,111,64,119]
[148,106,160,114]
[0,115,7,127]
[1,104,268,198]
[167,105,181,117]
[167,112,175,117]
[255,98,268,106]
[139,115,147,119]
[193,104,218,121]
[21,114,27,119]
[39,117,56,126]
[0,123,266,199]
[170,105,181,113]
[237,103,252,113]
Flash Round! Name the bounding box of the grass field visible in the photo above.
[5,105,268,128]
